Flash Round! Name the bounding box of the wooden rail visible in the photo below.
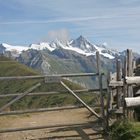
[125,97,140,107]
[125,76,140,84]
[107,49,140,122]
[0,73,100,80]
[0,106,86,116]
[0,88,107,98]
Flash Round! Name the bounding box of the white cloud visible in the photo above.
[45,29,70,43]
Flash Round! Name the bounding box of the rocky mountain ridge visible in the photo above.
[0,36,139,88]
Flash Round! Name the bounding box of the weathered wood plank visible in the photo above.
[0,106,87,116]
[96,51,105,118]
[133,60,136,72]
[45,76,61,83]
[116,60,122,107]
[126,76,140,84]
[106,71,112,129]
[125,97,140,107]
[123,56,128,118]
[0,88,108,98]
[109,80,123,87]
[0,73,100,80]
[96,51,107,131]
[126,49,134,119]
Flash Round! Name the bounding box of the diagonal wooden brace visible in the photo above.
[60,81,101,119]
[0,83,41,112]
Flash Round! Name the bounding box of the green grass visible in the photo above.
[108,121,130,140]
[0,56,98,110]
[0,56,38,76]
[132,122,140,140]
[108,120,140,140]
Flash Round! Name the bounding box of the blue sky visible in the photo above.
[0,0,140,52]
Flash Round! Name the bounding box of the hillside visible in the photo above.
[0,56,38,76]
[0,56,98,111]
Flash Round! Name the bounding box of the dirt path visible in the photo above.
[0,108,104,140]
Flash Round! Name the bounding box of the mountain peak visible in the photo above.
[69,35,98,53]
[77,35,86,40]
[75,35,89,43]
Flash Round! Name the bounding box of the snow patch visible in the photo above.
[30,43,56,52]
[2,43,28,53]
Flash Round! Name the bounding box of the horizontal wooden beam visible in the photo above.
[0,73,101,81]
[109,80,123,87]
[0,88,107,98]
[109,76,140,86]
[125,97,140,107]
[126,76,140,84]
[0,106,86,116]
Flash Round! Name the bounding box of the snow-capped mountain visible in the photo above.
[0,36,119,59]
[1,35,139,88]
[0,43,28,57]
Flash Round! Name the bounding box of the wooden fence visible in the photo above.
[107,49,140,123]
[0,51,107,133]
[0,49,139,134]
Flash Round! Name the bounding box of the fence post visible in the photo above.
[116,59,123,119]
[116,59,122,109]
[123,56,127,118]
[106,71,112,130]
[126,49,134,120]
[96,51,106,131]
[107,72,113,110]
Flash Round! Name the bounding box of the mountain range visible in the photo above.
[0,36,119,58]
[0,36,139,88]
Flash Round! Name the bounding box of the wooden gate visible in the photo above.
[0,52,107,133]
